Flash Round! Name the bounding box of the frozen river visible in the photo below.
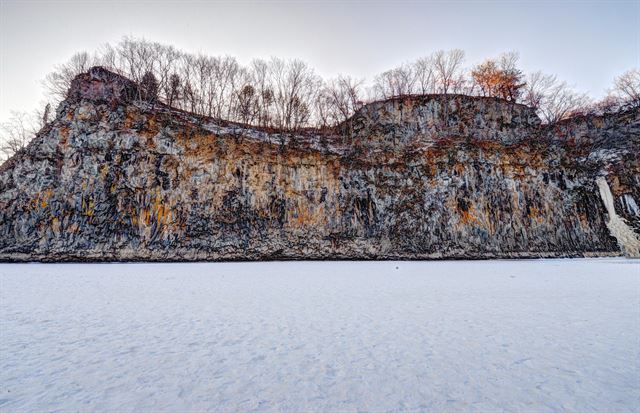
[1,259,638,412]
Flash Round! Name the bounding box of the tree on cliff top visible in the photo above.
[613,69,640,108]
[166,73,181,108]
[24,37,638,135]
[0,112,37,161]
[140,72,159,103]
[372,49,466,98]
[471,52,525,101]
[43,51,97,102]
[521,71,590,123]
[433,49,465,95]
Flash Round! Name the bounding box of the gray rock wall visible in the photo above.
[1,67,638,261]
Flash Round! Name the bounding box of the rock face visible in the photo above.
[1,67,639,261]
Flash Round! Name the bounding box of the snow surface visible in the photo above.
[1,259,639,412]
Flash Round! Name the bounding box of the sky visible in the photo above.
[0,0,638,124]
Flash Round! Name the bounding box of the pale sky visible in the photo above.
[1,0,638,124]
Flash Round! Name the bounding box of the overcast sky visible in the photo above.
[1,0,638,124]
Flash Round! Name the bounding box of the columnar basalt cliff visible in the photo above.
[1,67,639,261]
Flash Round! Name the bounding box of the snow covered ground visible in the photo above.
[0,259,638,412]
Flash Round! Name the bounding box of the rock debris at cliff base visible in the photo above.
[0,67,639,261]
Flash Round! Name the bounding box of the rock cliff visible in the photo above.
[1,67,639,261]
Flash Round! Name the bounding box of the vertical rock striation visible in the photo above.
[1,67,638,261]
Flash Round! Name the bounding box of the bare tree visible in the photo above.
[373,64,416,99]
[286,60,320,130]
[325,75,363,124]
[235,84,257,124]
[178,54,199,113]
[522,71,557,110]
[43,51,96,102]
[248,59,271,127]
[520,71,590,123]
[267,58,320,130]
[260,88,275,127]
[35,37,629,131]
[613,68,640,107]
[432,49,465,94]
[0,111,38,161]
[582,69,639,115]
[217,56,244,120]
[538,82,590,123]
[153,43,181,101]
[414,56,437,94]
[166,73,181,108]
[314,87,334,128]
[115,37,159,85]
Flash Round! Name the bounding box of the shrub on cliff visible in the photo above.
[140,71,159,103]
